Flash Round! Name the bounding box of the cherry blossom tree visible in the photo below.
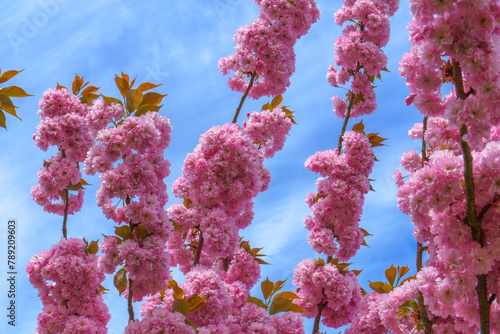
[24,0,500,333]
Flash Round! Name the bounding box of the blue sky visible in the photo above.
[0,0,422,333]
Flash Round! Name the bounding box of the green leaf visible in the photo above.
[114,268,127,295]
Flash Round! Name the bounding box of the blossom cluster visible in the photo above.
[395,122,500,330]
[26,238,110,334]
[346,280,418,334]
[85,109,174,301]
[31,88,92,215]
[399,0,500,149]
[128,266,305,333]
[219,0,320,99]
[304,131,375,260]
[243,107,292,158]
[327,0,399,118]
[293,259,362,329]
[169,123,270,266]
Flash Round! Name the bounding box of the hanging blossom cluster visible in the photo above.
[85,106,174,301]
[399,0,500,149]
[327,0,399,118]
[26,238,110,334]
[346,280,418,333]
[304,131,375,260]
[169,123,271,267]
[243,106,293,158]
[394,124,500,331]
[31,88,93,215]
[218,0,320,99]
[396,0,500,331]
[293,259,363,329]
[127,266,305,333]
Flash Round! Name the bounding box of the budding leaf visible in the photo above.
[0,69,24,84]
[261,278,274,300]
[137,82,162,92]
[134,225,148,239]
[0,86,33,97]
[274,291,300,300]
[172,299,191,315]
[271,94,283,108]
[114,268,127,295]
[385,264,397,286]
[101,94,123,106]
[269,297,293,315]
[115,225,132,239]
[246,296,266,309]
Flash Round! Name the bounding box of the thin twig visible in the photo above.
[232,72,257,124]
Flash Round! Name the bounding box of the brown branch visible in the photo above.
[489,294,497,305]
[417,243,432,334]
[60,148,69,239]
[312,300,326,334]
[337,62,362,153]
[193,229,204,266]
[453,60,490,334]
[478,195,499,222]
[223,257,230,272]
[232,72,257,124]
[128,278,135,321]
[417,117,433,333]
[422,116,428,163]
[62,188,69,239]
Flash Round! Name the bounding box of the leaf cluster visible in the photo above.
[368,264,415,294]
[112,72,167,118]
[0,68,33,129]
[246,277,307,315]
[57,74,100,105]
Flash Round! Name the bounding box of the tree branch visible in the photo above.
[312,300,326,334]
[128,278,135,321]
[193,229,204,266]
[453,59,490,334]
[232,72,257,124]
